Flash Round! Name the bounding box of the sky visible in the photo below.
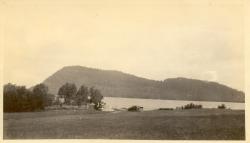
[2,0,245,91]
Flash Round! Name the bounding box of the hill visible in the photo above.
[42,66,244,102]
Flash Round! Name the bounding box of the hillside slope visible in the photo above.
[43,66,244,102]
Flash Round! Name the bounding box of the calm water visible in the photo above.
[103,97,245,110]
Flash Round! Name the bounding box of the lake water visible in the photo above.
[103,97,245,110]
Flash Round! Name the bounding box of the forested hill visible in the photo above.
[42,66,244,102]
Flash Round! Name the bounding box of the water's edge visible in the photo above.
[103,97,245,110]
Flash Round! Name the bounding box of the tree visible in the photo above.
[45,93,55,106]
[20,90,34,111]
[58,83,77,104]
[3,83,53,112]
[89,87,104,110]
[4,83,18,112]
[218,104,226,109]
[183,103,202,109]
[32,83,49,110]
[3,83,33,112]
[15,86,28,112]
[75,85,89,107]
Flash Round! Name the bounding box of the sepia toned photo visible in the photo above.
[1,0,246,141]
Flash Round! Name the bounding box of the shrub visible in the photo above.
[218,104,226,109]
[159,108,174,110]
[128,106,143,112]
[178,103,203,110]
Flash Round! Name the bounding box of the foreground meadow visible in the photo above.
[4,109,245,140]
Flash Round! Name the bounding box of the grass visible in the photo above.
[3,109,245,140]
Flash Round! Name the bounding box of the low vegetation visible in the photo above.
[177,103,203,110]
[127,106,143,111]
[159,108,174,110]
[3,109,245,140]
[218,104,226,109]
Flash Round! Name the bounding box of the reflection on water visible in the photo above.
[103,97,245,110]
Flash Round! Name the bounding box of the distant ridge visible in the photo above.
[42,66,244,102]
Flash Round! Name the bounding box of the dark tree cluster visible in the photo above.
[218,104,226,109]
[57,83,104,110]
[3,83,54,112]
[180,103,203,109]
[58,83,77,104]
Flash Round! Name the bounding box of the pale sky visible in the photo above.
[2,0,245,91]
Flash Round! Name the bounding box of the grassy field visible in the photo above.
[4,109,245,140]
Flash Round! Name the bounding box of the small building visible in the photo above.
[58,98,65,103]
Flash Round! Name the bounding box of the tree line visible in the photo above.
[57,83,104,110]
[3,83,54,112]
[3,82,104,112]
